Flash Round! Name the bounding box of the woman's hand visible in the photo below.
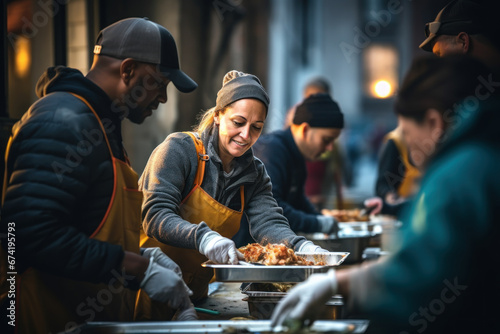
[198,231,245,264]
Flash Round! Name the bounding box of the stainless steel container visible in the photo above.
[302,231,376,264]
[242,286,344,320]
[202,252,349,283]
[65,320,370,333]
[302,218,402,264]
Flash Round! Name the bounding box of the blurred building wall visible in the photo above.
[3,0,455,178]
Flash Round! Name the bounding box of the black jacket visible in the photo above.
[1,66,126,283]
[252,128,321,232]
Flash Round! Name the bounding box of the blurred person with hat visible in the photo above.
[271,55,500,333]
[420,0,500,73]
[139,70,326,306]
[0,18,197,333]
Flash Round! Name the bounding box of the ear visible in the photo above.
[120,58,137,84]
[456,32,470,53]
[214,111,220,125]
[300,123,310,139]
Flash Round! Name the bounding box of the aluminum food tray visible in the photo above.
[67,320,370,333]
[243,289,344,306]
[202,252,349,283]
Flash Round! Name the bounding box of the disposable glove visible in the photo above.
[140,258,191,309]
[141,247,182,276]
[142,247,192,296]
[317,215,339,235]
[271,269,337,329]
[198,231,244,264]
[297,240,329,253]
[175,300,198,321]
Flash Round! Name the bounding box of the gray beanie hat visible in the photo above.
[215,70,270,113]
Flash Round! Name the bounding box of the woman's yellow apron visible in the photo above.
[138,132,244,318]
[0,94,142,334]
[385,130,421,198]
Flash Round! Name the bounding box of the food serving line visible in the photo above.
[66,216,400,333]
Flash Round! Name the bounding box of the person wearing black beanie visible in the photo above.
[233,93,383,247]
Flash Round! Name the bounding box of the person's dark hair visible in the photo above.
[304,77,331,95]
[395,55,491,123]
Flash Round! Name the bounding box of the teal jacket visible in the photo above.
[348,97,500,333]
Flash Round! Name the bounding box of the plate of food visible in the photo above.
[202,243,349,283]
[321,209,371,222]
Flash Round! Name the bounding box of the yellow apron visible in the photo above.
[139,132,244,316]
[385,130,421,198]
[0,94,142,334]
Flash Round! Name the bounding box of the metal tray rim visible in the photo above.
[68,320,370,333]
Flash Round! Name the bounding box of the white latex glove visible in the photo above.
[142,247,182,276]
[140,257,191,308]
[317,215,339,235]
[297,241,329,253]
[142,247,192,297]
[271,269,337,329]
[364,197,383,215]
[198,231,244,264]
[175,300,198,321]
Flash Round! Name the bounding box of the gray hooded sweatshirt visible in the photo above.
[139,126,307,251]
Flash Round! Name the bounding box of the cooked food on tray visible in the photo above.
[238,243,325,266]
[321,208,370,222]
[246,282,295,293]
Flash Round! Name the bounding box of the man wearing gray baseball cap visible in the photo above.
[0,18,197,334]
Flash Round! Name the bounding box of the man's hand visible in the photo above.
[142,247,182,276]
[142,247,192,296]
[175,299,198,321]
[140,257,191,309]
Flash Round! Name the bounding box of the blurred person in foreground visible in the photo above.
[271,55,500,333]
[139,70,326,306]
[420,0,500,73]
[0,18,198,333]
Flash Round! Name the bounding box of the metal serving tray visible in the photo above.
[301,232,376,264]
[67,320,370,333]
[202,252,349,283]
[241,283,345,320]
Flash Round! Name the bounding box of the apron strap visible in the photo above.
[68,93,123,238]
[183,132,208,188]
[69,93,115,159]
[181,132,245,211]
[3,93,116,203]
[384,130,421,197]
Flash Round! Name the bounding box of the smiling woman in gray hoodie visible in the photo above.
[139,70,324,300]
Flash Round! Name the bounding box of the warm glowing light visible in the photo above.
[15,37,31,78]
[373,80,392,98]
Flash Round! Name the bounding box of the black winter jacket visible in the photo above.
[1,66,127,283]
[252,128,322,232]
